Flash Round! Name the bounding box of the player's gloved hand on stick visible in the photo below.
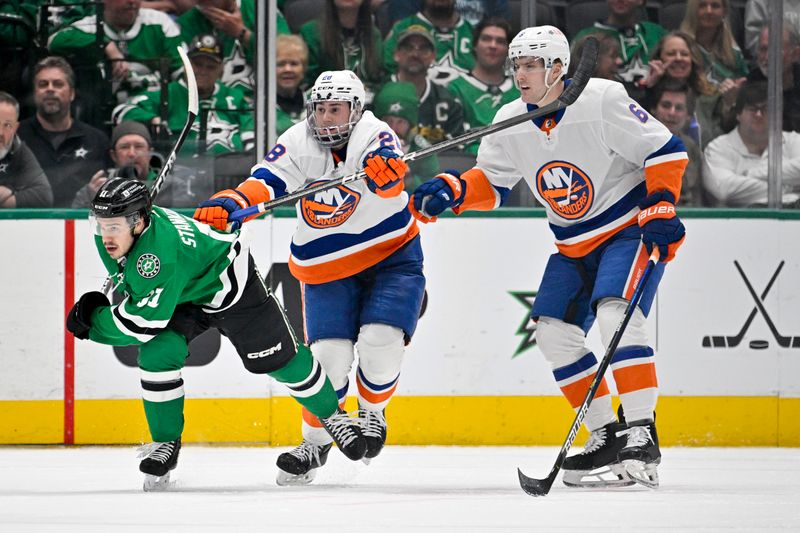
[66,291,110,340]
[408,171,465,223]
[194,189,252,231]
[638,190,685,262]
[363,148,408,198]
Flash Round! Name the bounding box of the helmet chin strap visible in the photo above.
[534,66,564,106]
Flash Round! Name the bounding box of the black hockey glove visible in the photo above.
[66,291,110,340]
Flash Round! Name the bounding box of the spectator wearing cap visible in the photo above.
[112,33,254,156]
[387,23,464,145]
[383,0,510,29]
[72,120,206,208]
[17,56,110,207]
[384,0,475,85]
[447,17,518,155]
[299,0,384,104]
[373,81,439,191]
[179,0,289,100]
[703,81,800,207]
[0,91,53,208]
[275,35,309,137]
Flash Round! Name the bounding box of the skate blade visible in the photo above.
[563,464,635,488]
[276,468,317,486]
[143,473,174,492]
[361,456,372,465]
[622,459,659,489]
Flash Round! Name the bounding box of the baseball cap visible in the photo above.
[188,33,223,62]
[397,24,435,49]
[111,121,152,148]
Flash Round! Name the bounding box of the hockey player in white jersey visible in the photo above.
[410,26,688,489]
[195,70,426,485]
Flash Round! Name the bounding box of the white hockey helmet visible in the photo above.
[509,25,570,73]
[306,70,366,147]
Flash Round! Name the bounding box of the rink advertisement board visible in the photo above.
[1,209,799,446]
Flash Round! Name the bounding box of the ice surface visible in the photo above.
[1,446,798,532]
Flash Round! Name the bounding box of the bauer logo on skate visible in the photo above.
[536,161,594,219]
[300,180,361,229]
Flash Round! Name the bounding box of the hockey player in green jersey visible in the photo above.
[66,177,367,490]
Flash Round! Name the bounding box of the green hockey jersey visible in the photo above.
[112,80,254,155]
[89,206,250,346]
[384,14,474,85]
[48,8,184,97]
[447,73,519,154]
[574,22,667,85]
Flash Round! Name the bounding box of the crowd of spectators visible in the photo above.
[0,0,798,209]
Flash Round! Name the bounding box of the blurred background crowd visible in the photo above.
[0,0,798,210]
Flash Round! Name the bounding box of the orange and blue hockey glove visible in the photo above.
[363,148,408,198]
[408,171,465,223]
[194,189,251,231]
[638,190,685,262]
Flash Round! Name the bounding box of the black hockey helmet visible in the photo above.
[91,177,152,219]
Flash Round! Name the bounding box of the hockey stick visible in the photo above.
[100,46,199,294]
[734,260,800,348]
[701,261,783,348]
[229,37,599,226]
[517,248,660,497]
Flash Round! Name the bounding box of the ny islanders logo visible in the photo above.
[536,160,594,219]
[301,180,361,229]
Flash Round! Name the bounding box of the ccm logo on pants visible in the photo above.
[247,343,282,359]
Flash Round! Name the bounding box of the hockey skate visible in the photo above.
[358,406,387,464]
[562,422,634,488]
[319,408,367,461]
[138,438,181,492]
[275,441,332,486]
[618,422,661,489]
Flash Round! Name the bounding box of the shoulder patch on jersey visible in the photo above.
[300,180,361,229]
[536,160,595,220]
[136,253,161,278]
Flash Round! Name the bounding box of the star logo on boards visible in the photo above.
[74,147,88,159]
[509,290,538,357]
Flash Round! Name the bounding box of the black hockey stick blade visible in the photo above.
[517,249,659,497]
[230,37,600,223]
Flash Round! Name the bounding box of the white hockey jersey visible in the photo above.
[247,111,418,284]
[470,78,688,258]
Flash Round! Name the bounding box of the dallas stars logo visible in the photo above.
[510,290,538,358]
[136,253,160,278]
[389,102,404,114]
[74,146,88,159]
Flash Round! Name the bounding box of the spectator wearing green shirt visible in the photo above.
[384,0,474,85]
[299,0,384,104]
[573,0,667,92]
[387,24,464,145]
[447,17,518,155]
[179,0,289,100]
[679,0,747,91]
[112,34,254,156]
[275,35,308,137]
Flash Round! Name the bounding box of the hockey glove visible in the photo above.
[363,148,408,198]
[66,291,110,340]
[409,171,465,223]
[194,189,252,231]
[638,190,686,262]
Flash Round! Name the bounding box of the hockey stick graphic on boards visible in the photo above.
[100,46,199,294]
[517,248,660,497]
[701,261,783,348]
[733,260,800,348]
[228,37,600,226]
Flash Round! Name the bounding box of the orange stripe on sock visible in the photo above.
[559,375,610,408]
[357,379,398,405]
[612,362,657,394]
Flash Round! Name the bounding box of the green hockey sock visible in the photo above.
[143,396,184,442]
[269,343,337,418]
